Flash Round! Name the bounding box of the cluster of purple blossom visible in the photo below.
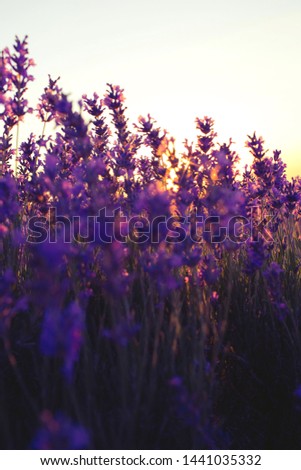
[1,36,301,450]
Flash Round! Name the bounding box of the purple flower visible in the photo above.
[0,173,19,226]
[134,181,171,218]
[105,84,139,149]
[136,114,167,159]
[31,411,90,450]
[101,241,131,296]
[40,300,85,378]
[246,132,267,161]
[37,75,62,125]
[142,243,183,295]
[263,262,289,319]
[245,238,268,274]
[210,141,240,186]
[83,93,110,153]
[284,179,300,214]
[8,36,34,121]
[196,116,216,154]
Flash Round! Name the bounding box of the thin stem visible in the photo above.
[42,120,47,137]
[15,121,20,176]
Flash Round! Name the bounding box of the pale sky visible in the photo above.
[1,0,301,177]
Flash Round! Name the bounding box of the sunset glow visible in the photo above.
[2,0,301,176]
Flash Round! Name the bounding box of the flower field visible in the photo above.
[1,36,301,449]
